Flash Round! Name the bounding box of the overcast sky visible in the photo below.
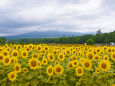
[0,0,115,36]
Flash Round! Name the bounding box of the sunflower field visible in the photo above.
[0,44,115,86]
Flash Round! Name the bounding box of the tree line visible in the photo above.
[0,30,115,45]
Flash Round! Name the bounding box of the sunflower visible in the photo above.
[71,55,77,61]
[14,63,21,73]
[58,53,65,61]
[48,53,54,62]
[79,58,86,65]
[2,50,9,57]
[11,50,19,58]
[103,55,109,61]
[28,58,38,70]
[82,59,92,70]
[94,55,100,60]
[21,50,28,58]
[99,60,111,71]
[31,53,38,59]
[46,65,53,76]
[86,52,94,61]
[95,68,100,74]
[23,68,28,73]
[10,57,18,64]
[37,45,42,51]
[54,64,63,75]
[67,61,73,69]
[42,58,47,65]
[3,56,11,66]
[111,52,115,61]
[72,60,79,67]
[0,54,4,63]
[53,50,58,55]
[8,71,17,81]
[75,66,83,76]
[107,47,112,53]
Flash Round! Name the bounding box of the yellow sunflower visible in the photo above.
[58,53,65,61]
[72,60,79,67]
[67,61,73,69]
[82,59,92,70]
[111,52,115,61]
[14,63,21,73]
[54,64,63,75]
[21,50,28,58]
[8,71,17,81]
[23,68,28,73]
[46,65,53,76]
[99,60,111,71]
[28,58,38,70]
[103,55,109,61]
[48,53,54,62]
[3,56,11,66]
[11,50,19,58]
[75,66,84,76]
[94,55,100,60]
[0,54,4,63]
[31,53,38,59]
[95,68,100,74]
[42,58,47,65]
[86,52,94,61]
[2,49,9,57]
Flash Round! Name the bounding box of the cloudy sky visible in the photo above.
[0,0,115,36]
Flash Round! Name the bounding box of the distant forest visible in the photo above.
[0,30,115,45]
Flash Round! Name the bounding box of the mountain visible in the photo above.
[6,31,92,39]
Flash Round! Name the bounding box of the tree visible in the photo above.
[104,37,110,44]
[86,39,95,45]
[96,29,102,35]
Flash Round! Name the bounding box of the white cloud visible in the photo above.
[0,0,115,36]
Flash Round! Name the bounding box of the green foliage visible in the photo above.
[0,37,6,45]
[86,39,95,45]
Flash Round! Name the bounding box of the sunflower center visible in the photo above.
[88,54,93,59]
[108,49,111,52]
[50,55,53,60]
[60,55,63,59]
[74,62,77,65]
[31,60,37,67]
[95,56,99,60]
[101,63,107,69]
[4,52,7,56]
[84,62,90,67]
[13,52,18,56]
[11,74,15,79]
[0,56,3,60]
[113,54,115,58]
[5,58,9,63]
[78,69,82,74]
[56,67,61,72]
[33,54,37,58]
[48,68,52,73]
[23,53,27,56]
[97,69,99,72]
[38,47,41,50]
[43,60,46,63]
[15,66,19,71]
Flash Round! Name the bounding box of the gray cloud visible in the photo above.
[0,0,115,36]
